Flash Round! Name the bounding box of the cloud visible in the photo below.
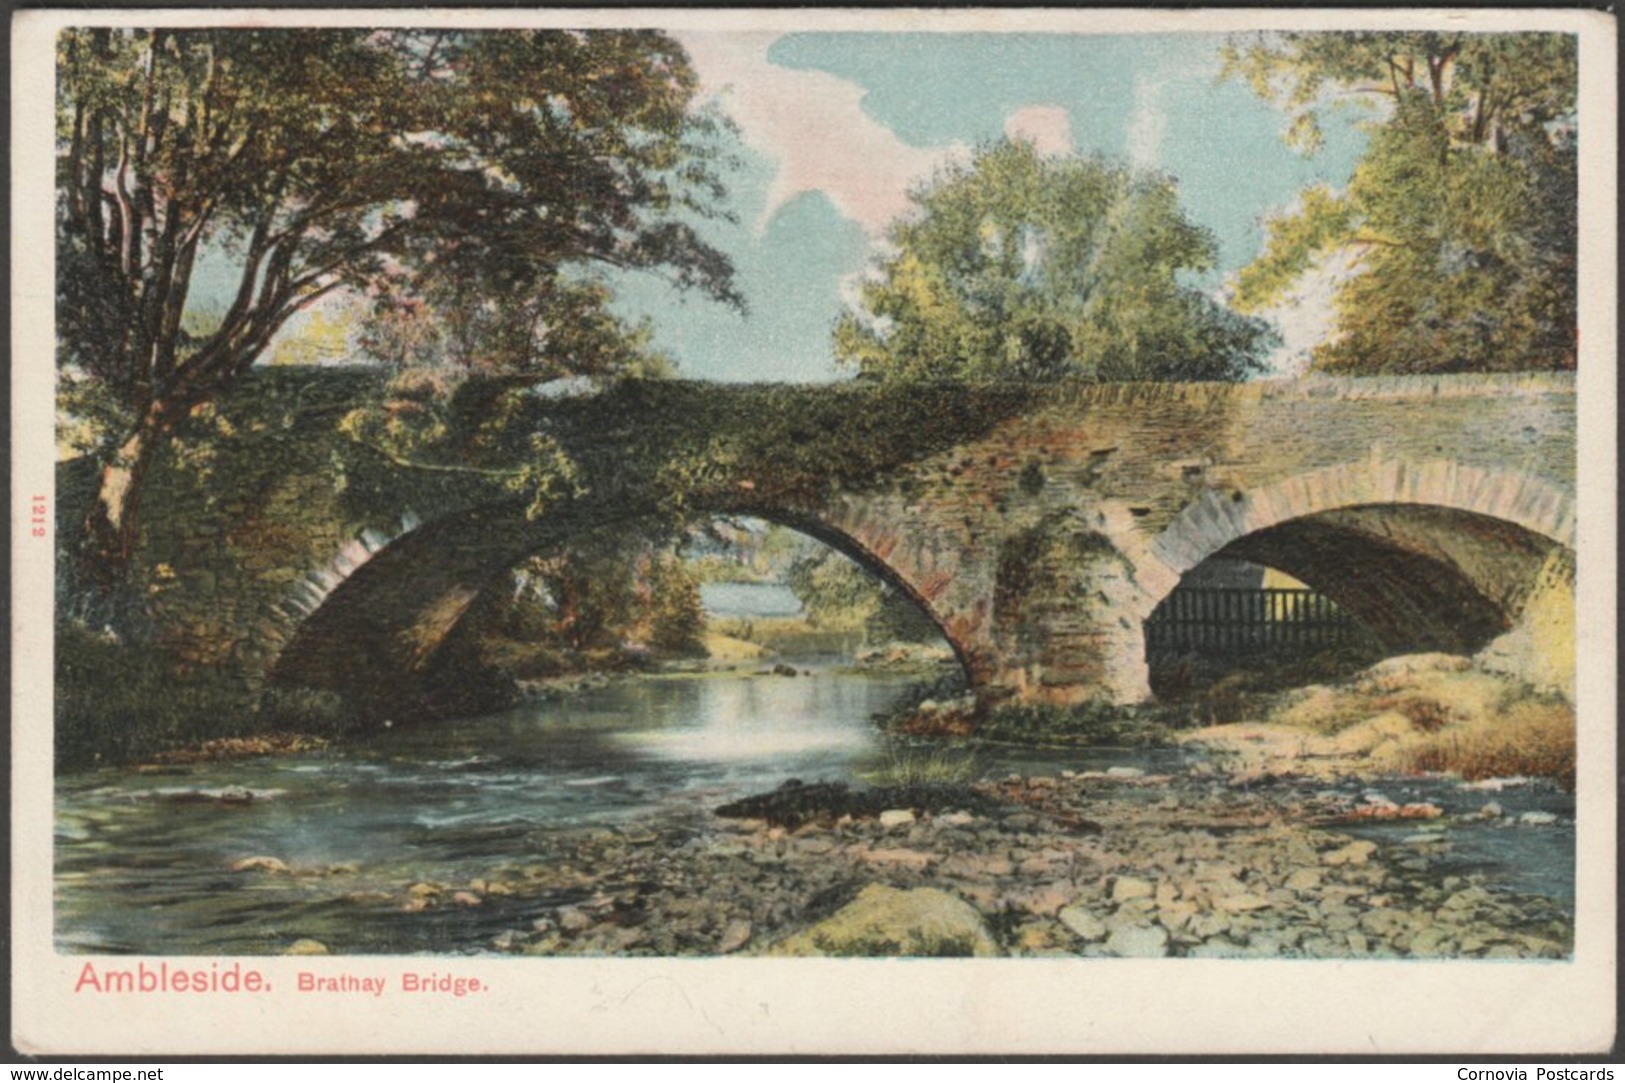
[1004,105,1074,155]
[1125,74,1167,170]
[675,31,961,237]
[1247,248,1362,377]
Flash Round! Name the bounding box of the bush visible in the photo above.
[858,745,982,787]
[55,621,357,769]
[978,699,1170,747]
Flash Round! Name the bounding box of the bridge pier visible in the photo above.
[979,519,1158,707]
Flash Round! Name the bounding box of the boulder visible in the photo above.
[1057,905,1108,942]
[1104,922,1169,958]
[770,884,1000,957]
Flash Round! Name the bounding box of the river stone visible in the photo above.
[770,884,1000,957]
[1157,900,1198,931]
[1322,840,1378,866]
[1058,905,1108,942]
[1111,876,1155,903]
[856,847,933,872]
[878,809,916,829]
[284,938,329,956]
[1284,868,1323,892]
[1006,885,1072,916]
[1409,926,1455,957]
[1323,910,1359,933]
[941,852,1014,879]
[1443,886,1492,911]
[557,906,595,933]
[718,919,752,954]
[231,855,289,874]
[1216,892,1272,913]
[1188,912,1231,940]
[1518,810,1559,826]
[1104,923,1169,958]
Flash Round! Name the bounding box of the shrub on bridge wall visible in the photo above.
[54,623,356,769]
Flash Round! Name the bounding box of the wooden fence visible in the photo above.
[1145,587,1361,657]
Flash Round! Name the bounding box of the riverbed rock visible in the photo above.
[718,919,753,954]
[230,855,289,874]
[1284,868,1323,892]
[770,884,1000,957]
[557,905,595,933]
[878,809,917,830]
[1216,892,1272,913]
[860,847,934,872]
[1322,840,1378,866]
[1104,922,1169,958]
[1057,905,1108,942]
[284,938,329,956]
[1111,876,1155,903]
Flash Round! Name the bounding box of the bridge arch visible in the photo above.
[269,496,973,723]
[1146,458,1575,660]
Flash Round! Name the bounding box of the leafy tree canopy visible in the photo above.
[834,140,1275,384]
[57,26,738,582]
[1225,31,1577,374]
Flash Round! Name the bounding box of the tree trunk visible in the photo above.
[80,401,172,594]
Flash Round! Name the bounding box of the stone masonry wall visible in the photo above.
[62,370,1576,714]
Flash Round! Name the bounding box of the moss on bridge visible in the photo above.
[53,366,1576,763]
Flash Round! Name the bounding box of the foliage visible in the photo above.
[269,307,355,367]
[1224,31,1577,374]
[784,547,939,644]
[857,745,981,787]
[356,279,677,380]
[834,140,1275,383]
[474,535,706,666]
[56,27,738,581]
[686,520,807,583]
[640,553,707,654]
[55,620,353,768]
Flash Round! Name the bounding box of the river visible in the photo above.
[53,592,1575,957]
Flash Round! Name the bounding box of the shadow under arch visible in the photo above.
[1149,501,1572,660]
[270,496,972,724]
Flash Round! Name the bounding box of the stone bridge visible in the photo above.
[76,369,1576,723]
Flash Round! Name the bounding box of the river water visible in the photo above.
[53,590,1576,956]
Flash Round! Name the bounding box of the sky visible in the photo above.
[605,31,1374,383]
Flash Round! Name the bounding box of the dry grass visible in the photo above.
[1180,653,1576,789]
[1401,697,1575,791]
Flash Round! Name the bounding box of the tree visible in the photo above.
[56,28,738,589]
[784,547,938,645]
[1224,31,1577,374]
[356,278,674,380]
[834,140,1275,383]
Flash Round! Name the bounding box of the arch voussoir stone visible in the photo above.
[1152,458,1576,576]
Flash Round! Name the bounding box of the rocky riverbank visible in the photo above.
[259,760,1573,960]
